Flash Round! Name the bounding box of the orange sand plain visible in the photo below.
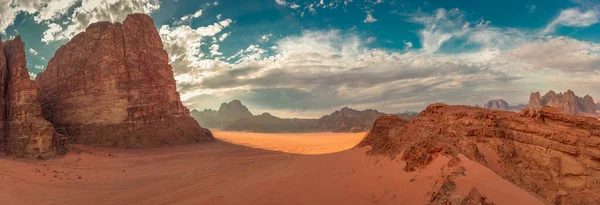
[0,132,544,205]
[213,131,366,154]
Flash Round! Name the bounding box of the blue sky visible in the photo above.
[1,0,600,117]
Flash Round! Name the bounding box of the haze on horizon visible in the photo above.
[1,0,599,118]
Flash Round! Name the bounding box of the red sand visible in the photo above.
[0,132,543,205]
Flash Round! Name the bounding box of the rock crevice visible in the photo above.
[1,36,63,158]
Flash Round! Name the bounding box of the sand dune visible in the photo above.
[0,132,543,205]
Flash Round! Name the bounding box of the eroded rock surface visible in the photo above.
[360,104,600,204]
[36,14,213,148]
[529,90,597,115]
[1,36,64,158]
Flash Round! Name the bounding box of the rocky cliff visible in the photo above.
[359,104,600,204]
[529,90,597,115]
[1,36,64,158]
[35,14,213,148]
[191,100,253,128]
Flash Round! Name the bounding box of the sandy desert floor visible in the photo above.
[0,132,544,205]
[213,131,366,154]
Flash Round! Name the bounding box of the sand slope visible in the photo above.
[0,132,543,205]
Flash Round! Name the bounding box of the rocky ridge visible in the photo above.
[529,90,597,115]
[223,105,396,133]
[35,14,213,148]
[191,100,253,128]
[360,104,600,204]
[0,36,64,158]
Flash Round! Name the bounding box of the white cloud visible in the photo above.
[260,33,273,42]
[41,0,161,43]
[290,3,300,9]
[543,8,599,33]
[34,65,45,70]
[181,9,203,21]
[217,14,222,20]
[28,48,38,55]
[363,12,377,23]
[42,23,64,43]
[159,18,233,74]
[210,44,222,56]
[0,0,79,33]
[219,32,230,41]
[28,72,37,80]
[275,0,287,5]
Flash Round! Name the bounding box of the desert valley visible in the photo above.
[1,9,600,205]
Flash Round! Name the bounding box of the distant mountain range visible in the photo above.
[191,100,418,133]
[478,90,598,117]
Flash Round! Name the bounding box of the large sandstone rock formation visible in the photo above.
[1,36,64,157]
[360,104,600,204]
[191,100,253,128]
[35,14,213,148]
[529,90,597,115]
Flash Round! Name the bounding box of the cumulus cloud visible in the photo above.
[363,12,377,23]
[180,9,203,21]
[0,0,80,33]
[275,0,287,5]
[543,8,599,33]
[28,48,38,55]
[159,18,233,74]
[41,0,161,43]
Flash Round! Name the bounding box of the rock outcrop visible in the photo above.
[482,99,525,112]
[191,100,253,128]
[360,104,600,204]
[528,90,597,115]
[1,36,64,158]
[35,14,213,148]
[318,107,386,132]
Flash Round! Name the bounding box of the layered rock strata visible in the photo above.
[1,36,64,157]
[35,14,213,147]
[360,104,600,204]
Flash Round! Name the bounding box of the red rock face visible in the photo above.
[360,104,600,204]
[529,90,597,115]
[36,14,213,148]
[1,37,63,158]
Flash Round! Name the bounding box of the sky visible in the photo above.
[1,0,600,118]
